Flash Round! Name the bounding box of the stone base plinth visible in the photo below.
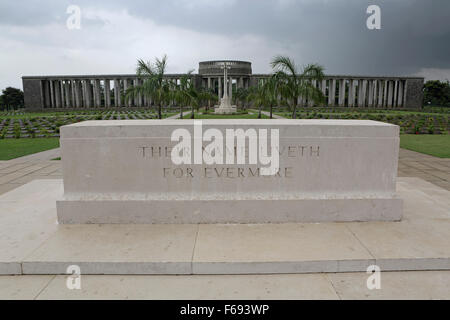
[214,107,237,114]
[57,196,402,224]
[214,96,237,114]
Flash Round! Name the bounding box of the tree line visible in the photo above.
[0,87,24,111]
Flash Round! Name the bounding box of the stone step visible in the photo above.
[0,178,449,275]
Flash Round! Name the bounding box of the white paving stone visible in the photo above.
[0,275,54,299]
[192,223,374,274]
[36,274,338,300]
[328,271,450,300]
[0,180,61,274]
[22,224,198,274]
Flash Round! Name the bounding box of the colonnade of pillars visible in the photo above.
[40,78,156,109]
[254,77,408,108]
[38,76,408,109]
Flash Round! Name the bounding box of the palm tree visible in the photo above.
[172,70,194,119]
[198,88,217,113]
[247,76,280,119]
[235,87,250,111]
[203,88,217,113]
[263,75,280,119]
[126,55,171,119]
[247,85,265,119]
[271,55,325,119]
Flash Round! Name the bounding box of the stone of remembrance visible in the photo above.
[56,119,403,223]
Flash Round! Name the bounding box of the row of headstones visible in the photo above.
[0,110,161,138]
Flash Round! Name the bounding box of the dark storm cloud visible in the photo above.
[105,0,450,76]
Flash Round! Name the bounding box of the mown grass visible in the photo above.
[400,134,450,158]
[0,138,60,160]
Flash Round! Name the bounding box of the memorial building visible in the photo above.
[22,60,424,110]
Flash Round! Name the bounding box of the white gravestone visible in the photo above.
[57,119,402,223]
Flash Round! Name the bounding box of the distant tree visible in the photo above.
[247,75,280,119]
[1,87,24,110]
[172,71,195,119]
[235,87,250,111]
[423,80,450,107]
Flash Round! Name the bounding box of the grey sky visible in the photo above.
[0,0,449,90]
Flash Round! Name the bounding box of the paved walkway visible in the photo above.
[165,111,191,119]
[1,271,449,299]
[259,110,287,119]
[398,148,450,190]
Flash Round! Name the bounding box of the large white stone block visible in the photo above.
[57,119,402,223]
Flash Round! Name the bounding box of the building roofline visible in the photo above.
[22,74,425,80]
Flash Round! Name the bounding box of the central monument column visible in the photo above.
[214,62,237,114]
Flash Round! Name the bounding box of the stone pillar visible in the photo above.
[357,80,364,107]
[123,79,129,107]
[80,81,85,107]
[338,79,345,107]
[49,80,55,108]
[378,81,384,108]
[367,80,374,108]
[383,80,388,107]
[207,77,211,90]
[397,80,404,107]
[81,81,86,107]
[114,79,121,107]
[348,80,354,107]
[218,77,222,100]
[321,79,327,97]
[74,80,82,108]
[85,80,92,108]
[104,79,111,108]
[371,80,377,108]
[59,81,65,108]
[65,81,71,108]
[93,80,101,107]
[71,80,76,108]
[363,80,368,107]
[328,79,336,106]
[55,80,61,108]
[387,80,393,108]
[393,80,399,107]
[229,77,233,100]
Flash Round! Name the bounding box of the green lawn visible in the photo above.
[400,134,450,158]
[0,138,60,160]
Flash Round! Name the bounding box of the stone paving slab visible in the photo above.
[0,178,449,275]
[327,271,450,300]
[1,271,448,299]
[192,223,374,274]
[36,274,338,300]
[22,224,198,275]
[0,275,54,300]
